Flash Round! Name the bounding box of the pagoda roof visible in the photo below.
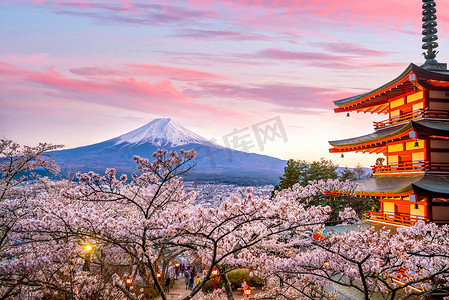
[352,174,449,197]
[353,175,423,196]
[329,120,449,152]
[412,175,449,198]
[333,63,449,113]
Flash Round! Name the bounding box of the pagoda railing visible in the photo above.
[366,211,428,227]
[372,161,449,174]
[372,161,427,174]
[374,108,449,130]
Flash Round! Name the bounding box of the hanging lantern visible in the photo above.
[346,112,350,117]
[341,153,344,158]
[414,140,420,147]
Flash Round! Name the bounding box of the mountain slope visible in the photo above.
[114,118,211,147]
[50,118,286,185]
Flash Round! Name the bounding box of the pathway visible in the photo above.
[155,276,262,299]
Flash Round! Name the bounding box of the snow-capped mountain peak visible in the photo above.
[114,118,210,147]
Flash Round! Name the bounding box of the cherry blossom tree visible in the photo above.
[2,140,448,300]
[0,139,62,298]
[252,220,449,300]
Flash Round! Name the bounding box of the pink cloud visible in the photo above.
[70,64,226,81]
[184,82,351,111]
[15,0,449,36]
[0,53,53,66]
[0,61,187,100]
[69,67,122,77]
[0,61,240,120]
[312,42,392,57]
[127,64,226,81]
[38,1,216,27]
[174,29,273,41]
[257,48,404,71]
[259,48,350,62]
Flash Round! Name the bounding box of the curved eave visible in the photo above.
[413,120,449,137]
[354,188,413,197]
[333,64,449,112]
[412,175,449,198]
[329,120,449,152]
[333,64,414,111]
[350,175,423,197]
[350,175,449,198]
[329,122,412,150]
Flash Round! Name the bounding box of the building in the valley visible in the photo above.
[328,0,449,227]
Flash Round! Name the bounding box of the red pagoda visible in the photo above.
[328,0,449,227]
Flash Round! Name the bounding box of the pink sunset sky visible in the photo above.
[1,0,449,168]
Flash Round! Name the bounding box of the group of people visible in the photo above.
[182,265,202,290]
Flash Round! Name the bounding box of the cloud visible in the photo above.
[256,48,404,71]
[174,29,273,41]
[0,61,234,119]
[14,0,449,39]
[70,64,226,81]
[69,67,122,77]
[312,42,392,57]
[127,64,226,81]
[184,82,352,111]
[43,1,216,27]
[0,53,53,66]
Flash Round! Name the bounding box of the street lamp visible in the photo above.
[83,244,94,271]
[211,267,219,290]
[175,262,180,279]
[243,285,252,298]
[156,271,162,279]
[125,275,133,291]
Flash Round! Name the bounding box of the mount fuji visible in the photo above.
[50,118,286,185]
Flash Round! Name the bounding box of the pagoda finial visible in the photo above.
[421,0,446,70]
[422,0,438,61]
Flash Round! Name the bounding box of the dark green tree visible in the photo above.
[274,158,338,192]
[297,158,338,186]
[274,159,301,192]
[274,159,376,221]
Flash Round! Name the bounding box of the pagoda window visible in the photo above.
[405,140,424,150]
[388,143,403,153]
[406,91,423,103]
[412,102,424,111]
[432,205,449,223]
[429,90,449,99]
[410,204,425,220]
[412,152,425,161]
[390,98,405,109]
[430,140,449,148]
[431,152,449,162]
[388,155,398,164]
[429,101,449,110]
[383,202,395,215]
[390,109,400,118]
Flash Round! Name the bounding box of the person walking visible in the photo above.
[195,275,202,287]
[184,268,190,290]
[189,273,194,290]
[165,276,170,292]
